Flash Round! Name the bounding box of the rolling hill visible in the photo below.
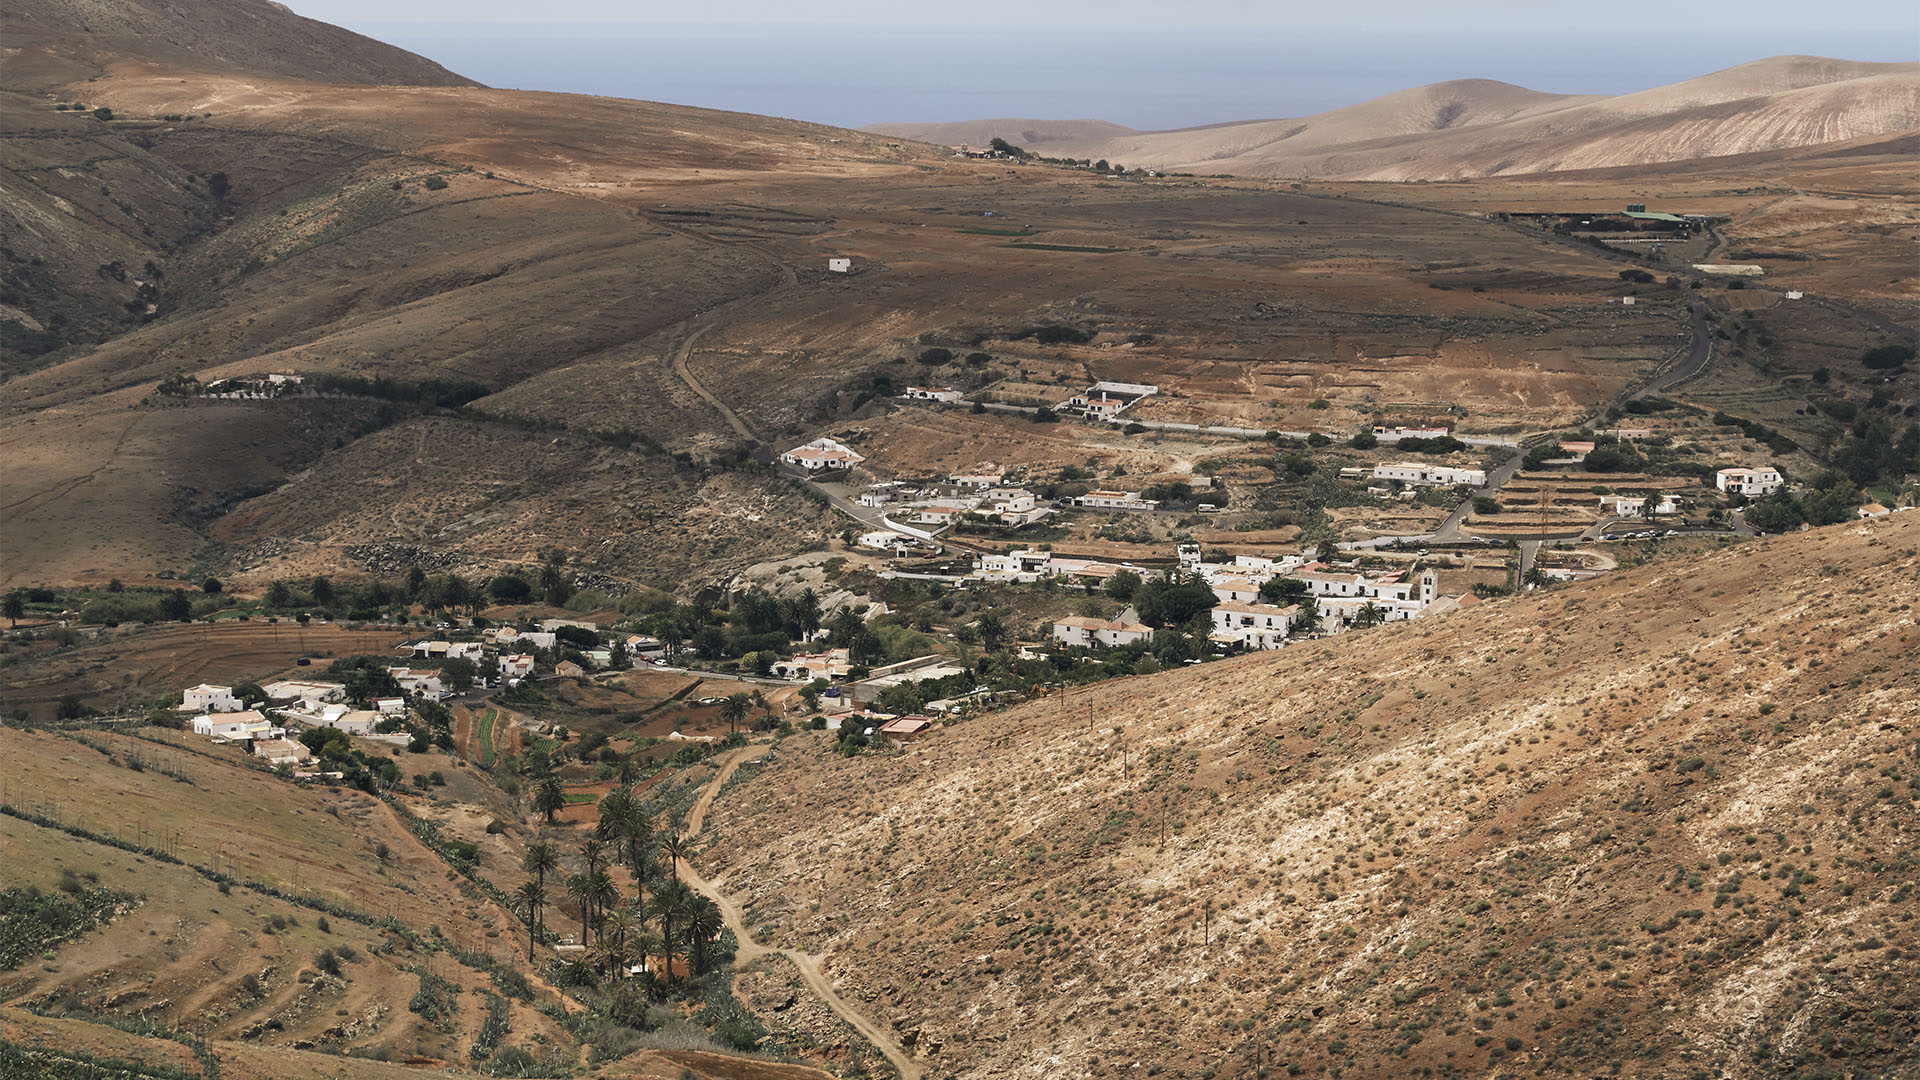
[865,56,1920,180]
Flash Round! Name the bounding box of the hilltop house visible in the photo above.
[1716,467,1784,497]
[181,684,242,713]
[372,697,408,716]
[1052,608,1153,648]
[780,437,865,472]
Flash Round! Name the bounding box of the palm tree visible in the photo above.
[601,908,643,977]
[595,788,631,844]
[579,835,605,879]
[1352,601,1384,629]
[533,775,567,823]
[597,790,653,887]
[514,879,547,960]
[588,870,618,946]
[683,894,724,975]
[659,832,692,882]
[645,879,693,986]
[520,841,559,939]
[566,872,596,947]
[720,693,750,734]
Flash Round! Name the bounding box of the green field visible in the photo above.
[475,709,498,768]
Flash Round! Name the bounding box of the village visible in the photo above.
[121,388,1904,775]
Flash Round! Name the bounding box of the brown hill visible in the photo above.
[1,0,476,90]
[697,514,1920,1077]
[872,56,1920,179]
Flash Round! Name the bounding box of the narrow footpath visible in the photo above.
[682,747,927,1080]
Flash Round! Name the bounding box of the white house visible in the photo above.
[983,488,1038,514]
[1372,425,1451,439]
[387,668,445,697]
[828,257,852,273]
[373,697,408,717]
[1372,463,1487,488]
[251,738,308,766]
[902,386,963,403]
[1210,602,1297,650]
[260,679,343,703]
[1209,576,1263,605]
[1716,467,1784,497]
[1052,609,1153,648]
[1062,381,1158,419]
[1599,494,1680,517]
[1291,569,1440,605]
[181,684,241,713]
[949,471,1005,488]
[780,437,865,471]
[192,709,283,742]
[906,505,963,526]
[1075,490,1159,511]
[856,482,909,507]
[324,710,383,737]
[772,647,852,681]
[499,654,536,679]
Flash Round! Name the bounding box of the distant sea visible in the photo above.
[355,23,1914,131]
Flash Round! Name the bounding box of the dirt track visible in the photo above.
[682,746,926,1080]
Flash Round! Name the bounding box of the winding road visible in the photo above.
[682,747,927,1080]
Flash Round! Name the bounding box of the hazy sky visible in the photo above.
[288,0,1919,128]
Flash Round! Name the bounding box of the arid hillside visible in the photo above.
[0,0,477,90]
[869,56,1920,180]
[697,514,1920,1078]
[3,3,1914,598]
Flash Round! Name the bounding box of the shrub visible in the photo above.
[422,175,449,191]
[1861,344,1915,370]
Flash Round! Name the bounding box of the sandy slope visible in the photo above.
[870,56,1920,179]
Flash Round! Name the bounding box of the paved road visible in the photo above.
[681,746,927,1080]
[1639,294,1713,397]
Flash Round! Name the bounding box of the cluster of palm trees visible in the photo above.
[513,786,724,991]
